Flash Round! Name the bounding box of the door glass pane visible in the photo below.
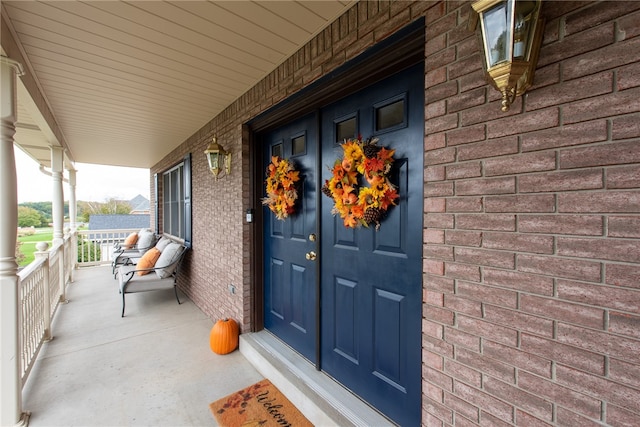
[336,117,356,142]
[292,135,306,156]
[272,143,283,159]
[375,99,405,131]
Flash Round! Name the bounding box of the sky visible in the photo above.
[15,147,150,204]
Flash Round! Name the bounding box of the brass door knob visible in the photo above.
[305,251,317,261]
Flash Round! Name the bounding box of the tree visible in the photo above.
[18,206,46,227]
[78,198,132,222]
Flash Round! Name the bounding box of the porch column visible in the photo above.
[67,168,77,230]
[0,56,29,426]
[51,145,65,246]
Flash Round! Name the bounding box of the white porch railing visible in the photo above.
[17,228,141,386]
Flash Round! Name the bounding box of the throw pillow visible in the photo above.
[123,232,138,248]
[155,236,171,252]
[137,248,161,276]
[155,243,182,279]
[137,230,157,255]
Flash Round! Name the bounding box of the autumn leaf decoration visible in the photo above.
[262,156,301,220]
[322,136,399,230]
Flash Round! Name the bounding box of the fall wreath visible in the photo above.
[322,136,399,229]
[262,156,301,220]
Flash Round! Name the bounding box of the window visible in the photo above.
[156,153,191,247]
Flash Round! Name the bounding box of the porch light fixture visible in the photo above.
[204,137,231,180]
[471,0,544,112]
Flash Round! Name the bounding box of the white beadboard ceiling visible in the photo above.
[3,0,354,169]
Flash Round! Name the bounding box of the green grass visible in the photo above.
[18,228,53,267]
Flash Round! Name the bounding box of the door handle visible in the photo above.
[305,251,317,261]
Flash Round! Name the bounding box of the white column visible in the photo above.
[0,56,29,426]
[51,146,65,246]
[67,168,77,231]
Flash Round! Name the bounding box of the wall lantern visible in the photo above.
[471,0,544,112]
[204,137,231,180]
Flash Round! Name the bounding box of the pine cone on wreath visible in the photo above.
[363,207,383,227]
[362,140,381,159]
[321,183,333,198]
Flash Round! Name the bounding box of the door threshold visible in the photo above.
[240,331,395,427]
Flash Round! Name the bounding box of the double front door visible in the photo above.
[262,64,423,426]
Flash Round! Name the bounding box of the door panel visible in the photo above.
[320,64,423,426]
[263,113,318,363]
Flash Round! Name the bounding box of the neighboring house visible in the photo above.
[128,194,150,215]
[88,214,150,232]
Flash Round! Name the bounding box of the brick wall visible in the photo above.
[150,1,640,425]
[423,1,640,425]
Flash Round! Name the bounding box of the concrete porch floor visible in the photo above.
[22,265,391,427]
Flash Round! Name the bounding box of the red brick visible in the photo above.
[610,357,640,389]
[446,124,486,147]
[460,100,519,127]
[457,315,518,347]
[565,1,640,35]
[448,87,485,113]
[425,365,454,392]
[483,268,554,296]
[457,347,514,383]
[456,214,516,231]
[612,114,640,140]
[425,165,446,181]
[427,275,455,294]
[425,382,443,402]
[520,169,603,193]
[446,162,482,180]
[424,334,454,358]
[425,132,447,151]
[443,294,482,318]
[557,279,640,314]
[426,81,458,104]
[607,403,640,427]
[558,191,640,213]
[482,232,553,254]
[425,228,445,244]
[487,108,559,139]
[425,181,454,197]
[520,333,606,375]
[444,326,480,352]
[456,177,515,196]
[425,33,447,56]
[425,399,453,424]
[484,152,556,177]
[485,194,556,213]
[562,34,640,81]
[444,359,482,388]
[426,305,455,325]
[425,243,454,261]
[521,120,608,152]
[560,140,640,169]
[425,213,454,229]
[443,392,479,422]
[457,281,517,309]
[606,263,640,289]
[515,410,553,427]
[445,197,482,213]
[521,294,605,329]
[459,69,486,93]
[539,20,615,69]
[424,259,445,275]
[426,66,447,87]
[608,216,640,238]
[555,407,602,427]
[518,254,601,282]
[448,52,483,80]
[456,136,518,161]
[518,214,604,236]
[527,72,613,111]
[426,10,456,40]
[454,247,515,269]
[618,62,640,90]
[445,262,480,282]
[609,311,640,339]
[426,46,457,72]
[556,364,640,412]
[425,147,456,165]
[529,62,561,91]
[425,290,445,306]
[607,165,640,189]
[425,197,446,213]
[479,410,513,427]
[444,230,482,247]
[483,340,551,378]
[424,319,444,338]
[557,322,639,363]
[484,304,554,338]
[483,376,553,421]
[426,100,446,119]
[564,87,640,124]
[454,381,514,422]
[423,411,443,427]
[424,349,444,371]
[557,236,640,263]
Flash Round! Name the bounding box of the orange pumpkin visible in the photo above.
[209,318,239,355]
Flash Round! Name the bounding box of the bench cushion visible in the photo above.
[155,242,183,279]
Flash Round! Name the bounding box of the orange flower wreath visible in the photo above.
[262,156,301,220]
[322,136,399,229]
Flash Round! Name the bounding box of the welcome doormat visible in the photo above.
[209,379,313,426]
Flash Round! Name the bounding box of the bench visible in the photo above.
[111,229,159,276]
[117,236,189,317]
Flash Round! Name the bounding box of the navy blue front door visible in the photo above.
[263,113,318,363]
[263,64,423,425]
